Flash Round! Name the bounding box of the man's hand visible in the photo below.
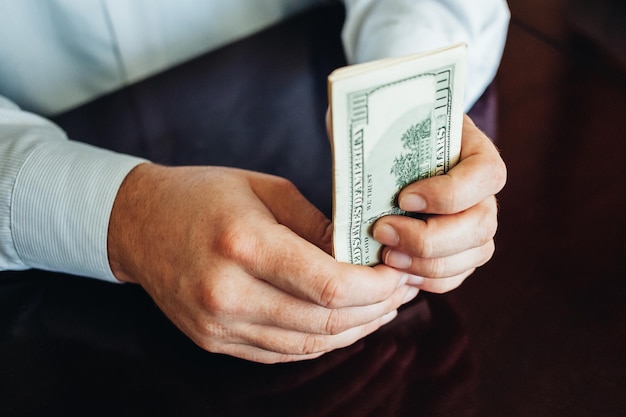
[107,165,419,363]
[372,114,507,293]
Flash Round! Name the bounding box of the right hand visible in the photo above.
[107,164,419,363]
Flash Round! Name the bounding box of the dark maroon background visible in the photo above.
[1,2,624,416]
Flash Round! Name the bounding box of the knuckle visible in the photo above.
[478,240,496,266]
[318,277,347,308]
[197,281,238,317]
[194,325,229,354]
[324,309,349,335]
[493,156,508,192]
[215,221,257,265]
[197,287,225,312]
[486,215,499,241]
[477,199,499,243]
[272,175,299,194]
[299,333,328,355]
[440,175,462,212]
[195,335,222,354]
[422,257,449,278]
[408,232,434,259]
[189,318,233,353]
[477,134,507,194]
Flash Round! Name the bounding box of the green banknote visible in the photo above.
[328,43,467,265]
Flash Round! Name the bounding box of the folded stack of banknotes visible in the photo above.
[328,43,467,266]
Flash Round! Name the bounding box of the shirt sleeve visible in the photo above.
[0,95,147,282]
[341,0,510,110]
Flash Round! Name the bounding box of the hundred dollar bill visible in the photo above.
[328,43,466,266]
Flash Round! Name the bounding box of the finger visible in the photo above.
[239,309,399,357]
[249,232,410,309]
[200,267,419,335]
[415,269,475,294]
[240,278,420,335]
[218,344,326,364]
[381,240,495,279]
[248,172,333,253]
[216,201,410,308]
[204,309,399,364]
[397,114,506,214]
[373,196,498,259]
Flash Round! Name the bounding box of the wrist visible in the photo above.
[107,162,162,284]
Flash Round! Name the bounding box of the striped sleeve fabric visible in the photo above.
[0,95,147,282]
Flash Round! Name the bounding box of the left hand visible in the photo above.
[371,114,507,293]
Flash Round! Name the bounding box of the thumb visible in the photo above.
[249,173,333,254]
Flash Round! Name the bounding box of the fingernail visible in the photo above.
[373,223,399,246]
[402,286,420,303]
[400,193,426,212]
[385,250,412,269]
[405,274,424,286]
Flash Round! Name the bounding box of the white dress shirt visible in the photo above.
[0,0,509,281]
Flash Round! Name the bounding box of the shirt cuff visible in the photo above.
[11,139,147,282]
[341,0,510,111]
